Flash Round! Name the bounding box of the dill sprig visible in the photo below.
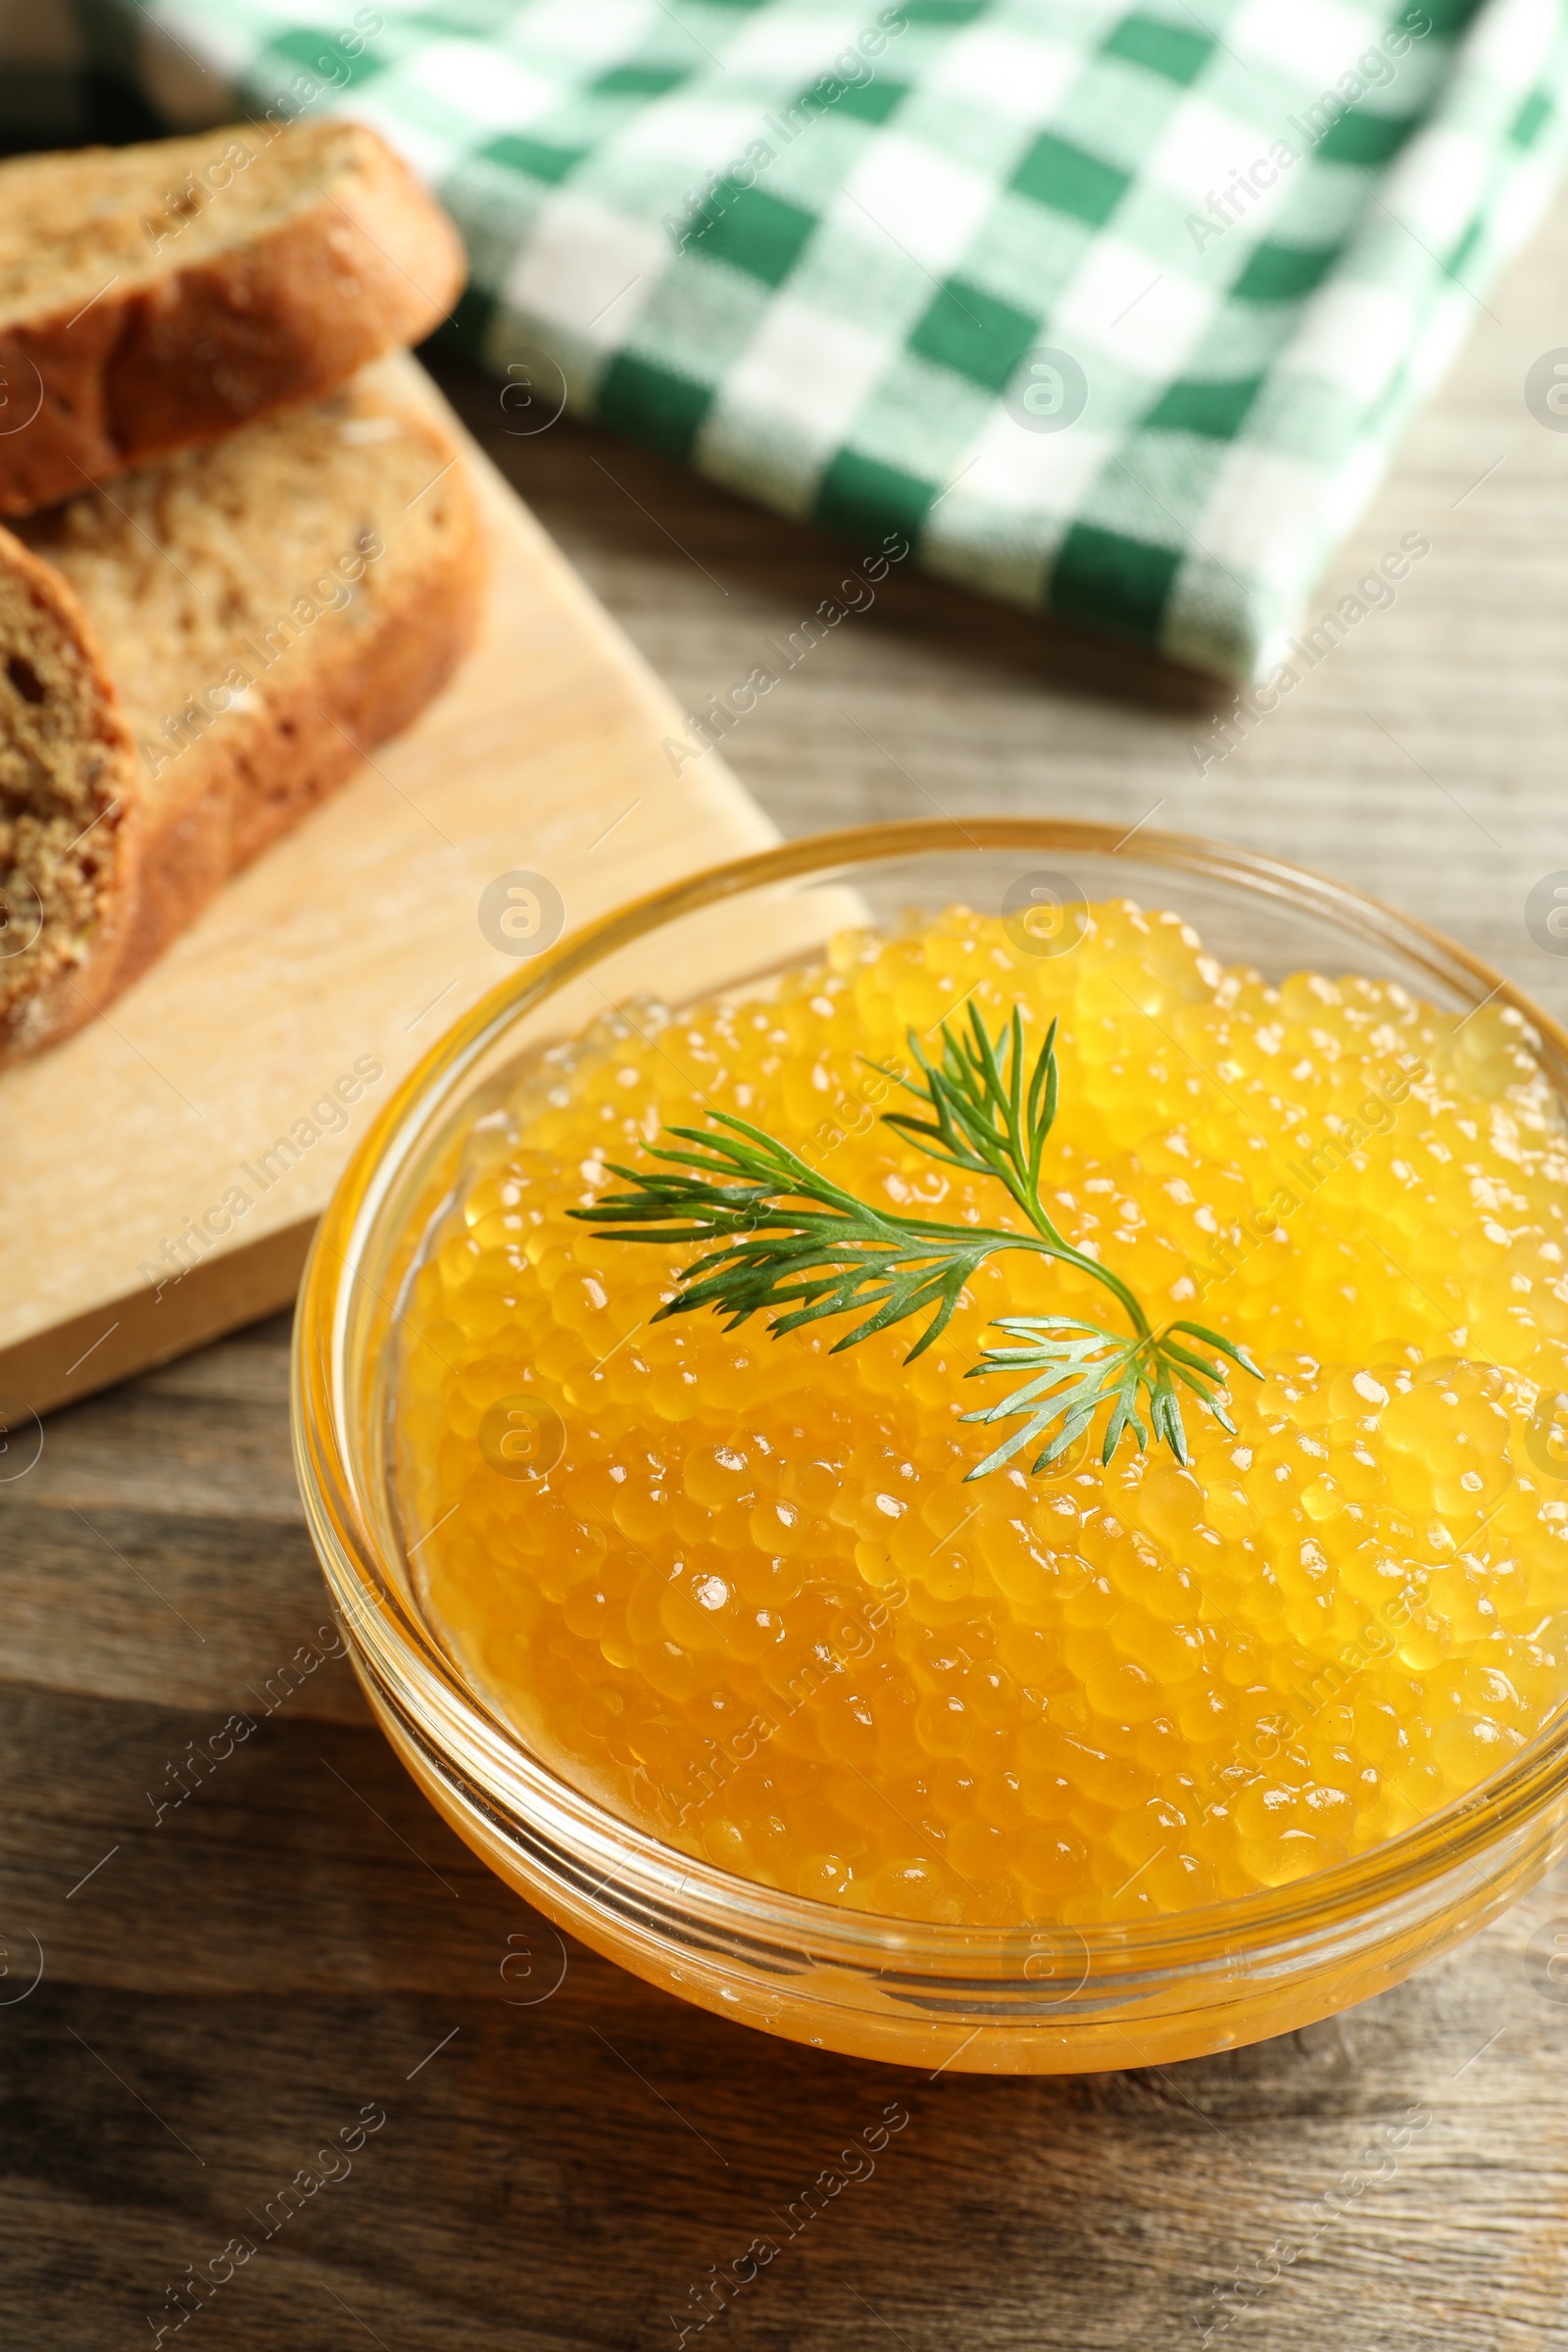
[571,1003,1259,1479]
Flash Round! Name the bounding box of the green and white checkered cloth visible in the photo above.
[8,0,1568,678]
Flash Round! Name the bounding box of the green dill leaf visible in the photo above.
[574,1004,1262,1478]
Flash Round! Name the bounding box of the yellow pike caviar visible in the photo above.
[394,901,1568,1926]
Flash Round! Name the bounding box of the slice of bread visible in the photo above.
[0,120,465,515]
[1,364,484,1063]
[0,534,137,1058]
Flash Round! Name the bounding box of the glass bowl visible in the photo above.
[292,818,1568,2073]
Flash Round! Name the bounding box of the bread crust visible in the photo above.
[0,526,139,1061]
[0,126,465,516]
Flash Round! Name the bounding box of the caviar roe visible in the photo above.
[394,901,1568,1926]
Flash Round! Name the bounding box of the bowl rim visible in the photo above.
[292,814,1568,1975]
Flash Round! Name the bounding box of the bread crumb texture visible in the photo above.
[1,369,480,1061]
[0,532,129,1054]
[0,122,464,514]
[0,120,420,328]
[20,373,476,858]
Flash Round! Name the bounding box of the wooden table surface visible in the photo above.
[9,178,1568,2352]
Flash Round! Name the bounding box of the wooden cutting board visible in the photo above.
[0,356,775,1423]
